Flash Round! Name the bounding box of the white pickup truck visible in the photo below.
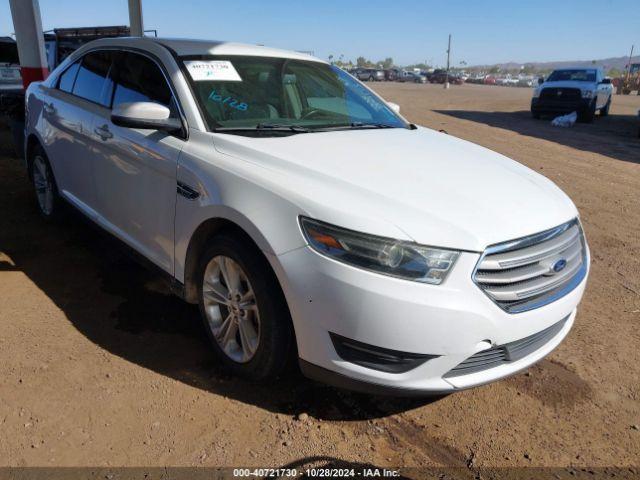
[531,68,613,122]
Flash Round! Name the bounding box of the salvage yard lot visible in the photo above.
[0,83,638,469]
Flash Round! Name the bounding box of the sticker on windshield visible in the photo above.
[184,60,242,82]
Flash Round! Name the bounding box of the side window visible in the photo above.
[58,60,80,93]
[72,51,114,106]
[112,52,175,115]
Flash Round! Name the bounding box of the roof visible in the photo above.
[154,38,323,63]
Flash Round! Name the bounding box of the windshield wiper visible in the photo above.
[257,123,310,132]
[316,122,398,132]
[214,123,310,134]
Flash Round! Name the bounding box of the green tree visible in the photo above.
[356,56,368,67]
[381,57,394,69]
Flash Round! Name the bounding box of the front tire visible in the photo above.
[579,100,596,123]
[531,110,541,119]
[30,145,63,220]
[600,96,611,116]
[197,233,294,381]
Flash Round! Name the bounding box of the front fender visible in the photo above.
[174,131,307,283]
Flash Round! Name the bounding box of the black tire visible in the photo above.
[600,96,611,116]
[197,233,294,381]
[29,144,64,221]
[531,110,541,119]
[579,100,596,123]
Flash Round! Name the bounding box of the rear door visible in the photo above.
[90,50,185,273]
[43,50,114,215]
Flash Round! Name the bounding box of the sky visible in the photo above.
[1,0,639,67]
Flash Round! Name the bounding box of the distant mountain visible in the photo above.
[472,55,640,72]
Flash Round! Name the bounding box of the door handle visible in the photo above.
[43,102,55,115]
[94,124,113,141]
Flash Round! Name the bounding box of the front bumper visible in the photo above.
[531,96,592,114]
[273,245,588,395]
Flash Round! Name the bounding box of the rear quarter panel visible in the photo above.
[24,82,48,166]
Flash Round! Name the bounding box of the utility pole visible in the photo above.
[444,34,451,89]
[128,0,144,36]
[624,44,635,82]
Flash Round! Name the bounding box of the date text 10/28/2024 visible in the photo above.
[233,468,401,477]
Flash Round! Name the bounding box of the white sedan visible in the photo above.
[24,37,589,395]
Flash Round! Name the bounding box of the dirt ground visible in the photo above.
[0,83,639,471]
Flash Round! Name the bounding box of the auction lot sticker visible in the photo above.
[185,60,242,81]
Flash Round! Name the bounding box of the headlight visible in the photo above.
[581,90,593,98]
[300,217,459,285]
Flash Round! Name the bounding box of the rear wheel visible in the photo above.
[30,145,63,220]
[531,110,541,119]
[197,234,294,381]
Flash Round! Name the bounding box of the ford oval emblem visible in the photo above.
[552,259,567,272]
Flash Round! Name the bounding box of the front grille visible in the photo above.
[443,316,568,378]
[473,219,587,313]
[539,87,582,102]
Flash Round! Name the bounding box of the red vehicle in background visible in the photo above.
[484,76,497,85]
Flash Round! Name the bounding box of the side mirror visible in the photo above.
[111,102,181,132]
[387,102,401,114]
[600,78,611,84]
[537,77,544,85]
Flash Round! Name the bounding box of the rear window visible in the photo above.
[72,51,114,106]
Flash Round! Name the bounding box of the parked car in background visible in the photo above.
[352,68,384,82]
[484,76,497,85]
[0,36,23,155]
[0,37,22,89]
[465,74,485,85]
[429,69,448,84]
[24,37,589,395]
[449,73,464,85]
[384,68,400,81]
[531,68,613,122]
[518,77,535,88]
[398,70,427,83]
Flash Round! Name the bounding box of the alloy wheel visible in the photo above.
[202,255,260,363]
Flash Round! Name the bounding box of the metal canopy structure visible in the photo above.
[7,0,144,88]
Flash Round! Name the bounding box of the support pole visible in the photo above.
[8,0,48,88]
[444,34,451,89]
[128,0,144,36]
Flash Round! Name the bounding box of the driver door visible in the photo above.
[90,50,186,274]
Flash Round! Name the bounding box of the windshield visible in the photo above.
[546,69,596,82]
[181,55,408,133]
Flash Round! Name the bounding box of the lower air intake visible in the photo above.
[443,316,568,378]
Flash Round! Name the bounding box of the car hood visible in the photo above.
[541,80,596,90]
[212,127,577,251]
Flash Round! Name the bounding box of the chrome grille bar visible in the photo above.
[473,219,587,313]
